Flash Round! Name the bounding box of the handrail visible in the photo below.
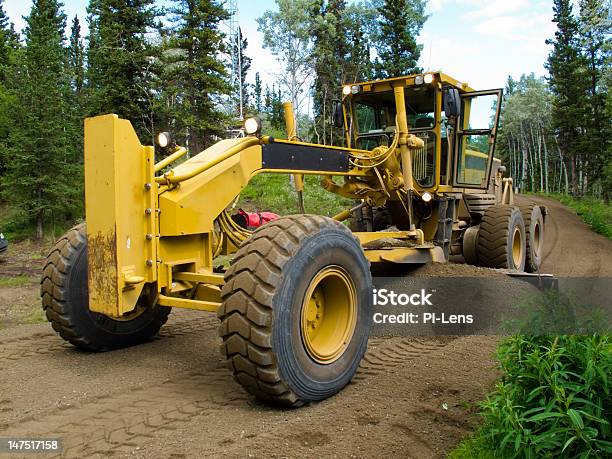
[154,147,188,173]
[155,136,267,185]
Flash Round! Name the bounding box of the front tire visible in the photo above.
[40,224,171,351]
[477,205,526,271]
[218,215,372,406]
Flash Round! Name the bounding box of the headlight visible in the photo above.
[342,85,351,96]
[415,75,424,85]
[351,85,360,94]
[156,132,173,148]
[244,116,262,135]
[424,74,434,84]
[422,191,433,203]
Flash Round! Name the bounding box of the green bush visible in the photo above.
[453,335,611,458]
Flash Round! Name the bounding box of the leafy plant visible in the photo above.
[455,335,611,458]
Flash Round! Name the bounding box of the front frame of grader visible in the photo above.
[83,71,504,320]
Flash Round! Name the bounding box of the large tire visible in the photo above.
[218,215,372,407]
[477,205,526,271]
[40,224,171,351]
[519,204,544,273]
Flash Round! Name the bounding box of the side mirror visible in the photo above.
[443,88,461,118]
[332,101,344,128]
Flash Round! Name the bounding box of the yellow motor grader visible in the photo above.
[41,71,545,406]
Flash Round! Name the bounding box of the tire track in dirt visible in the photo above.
[0,335,454,459]
[0,313,218,365]
[0,363,249,458]
[352,337,455,382]
[526,195,611,277]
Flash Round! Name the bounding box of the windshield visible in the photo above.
[353,86,436,134]
[352,86,437,188]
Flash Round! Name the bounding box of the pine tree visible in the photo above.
[0,0,20,176]
[309,1,375,144]
[578,0,610,196]
[0,0,19,83]
[2,0,80,238]
[68,15,84,97]
[231,26,251,118]
[253,71,262,113]
[161,0,230,154]
[67,16,85,163]
[545,0,588,195]
[86,0,160,141]
[310,0,345,144]
[342,3,374,83]
[373,0,427,78]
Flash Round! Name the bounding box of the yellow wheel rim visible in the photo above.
[104,304,146,322]
[533,222,542,257]
[300,266,357,364]
[512,227,523,268]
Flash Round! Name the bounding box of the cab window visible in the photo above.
[455,91,501,187]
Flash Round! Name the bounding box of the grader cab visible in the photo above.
[41,71,545,406]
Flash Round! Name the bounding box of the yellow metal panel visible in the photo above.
[84,114,152,317]
[364,247,445,264]
[158,140,263,235]
[157,295,219,312]
[354,231,411,244]
[157,234,213,289]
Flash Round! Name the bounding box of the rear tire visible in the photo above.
[477,205,526,271]
[218,215,372,406]
[519,204,544,272]
[40,224,171,351]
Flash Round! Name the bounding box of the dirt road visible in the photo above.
[0,196,610,458]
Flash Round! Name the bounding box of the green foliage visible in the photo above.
[0,0,20,175]
[263,84,285,132]
[159,0,231,153]
[372,0,427,78]
[577,0,610,196]
[452,335,612,458]
[497,74,560,193]
[257,0,315,133]
[543,193,612,239]
[230,26,251,117]
[237,174,351,217]
[253,71,262,113]
[309,0,346,145]
[488,335,611,457]
[68,15,84,97]
[86,0,160,141]
[2,0,81,239]
[545,0,610,197]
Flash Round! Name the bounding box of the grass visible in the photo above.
[237,174,352,217]
[448,433,494,459]
[540,193,612,239]
[0,275,33,288]
[22,307,47,325]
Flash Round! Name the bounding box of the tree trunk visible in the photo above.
[37,212,44,240]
